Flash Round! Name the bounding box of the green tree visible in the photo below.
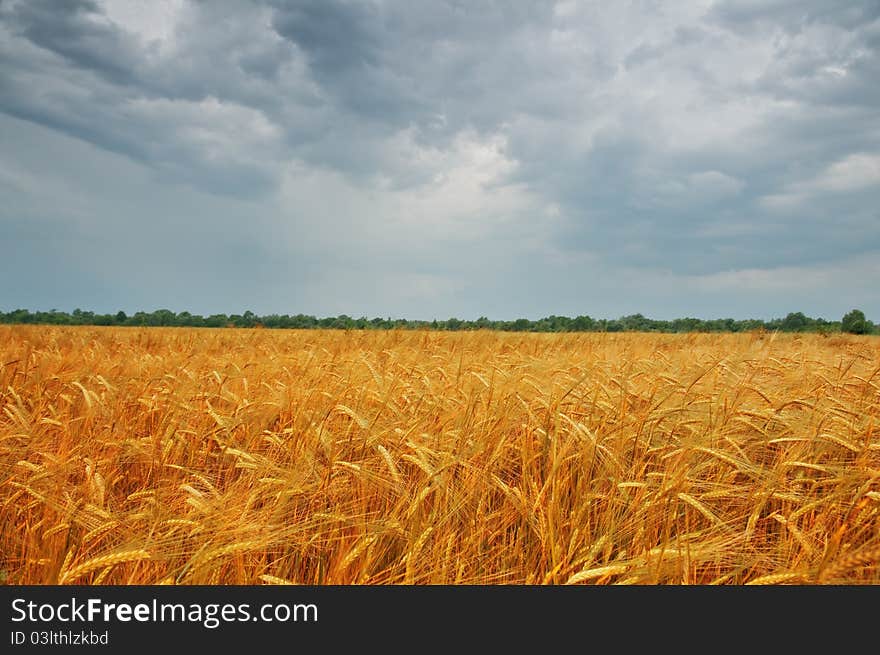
[841,309,869,335]
[781,312,808,332]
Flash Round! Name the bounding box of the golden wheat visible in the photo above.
[58,549,152,584]
[0,325,878,584]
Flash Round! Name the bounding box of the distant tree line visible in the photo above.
[0,308,875,334]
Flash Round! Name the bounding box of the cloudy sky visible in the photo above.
[1,0,878,321]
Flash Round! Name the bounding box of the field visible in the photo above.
[1,325,878,585]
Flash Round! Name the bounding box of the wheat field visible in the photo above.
[1,325,878,585]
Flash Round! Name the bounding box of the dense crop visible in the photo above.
[1,326,878,584]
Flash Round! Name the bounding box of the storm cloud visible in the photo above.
[1,0,878,320]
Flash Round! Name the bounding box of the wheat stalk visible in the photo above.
[259,574,295,585]
[59,549,152,584]
[745,572,805,585]
[565,564,629,584]
[817,544,880,583]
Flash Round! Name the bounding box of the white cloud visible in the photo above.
[276,128,548,253]
[760,152,880,211]
[687,171,745,197]
[687,252,880,293]
[97,0,186,54]
[125,96,282,161]
[816,153,880,192]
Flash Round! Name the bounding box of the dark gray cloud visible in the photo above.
[710,0,880,32]
[1,0,878,320]
[271,0,381,75]
[8,0,142,85]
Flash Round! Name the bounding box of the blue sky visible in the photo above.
[1,0,878,321]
